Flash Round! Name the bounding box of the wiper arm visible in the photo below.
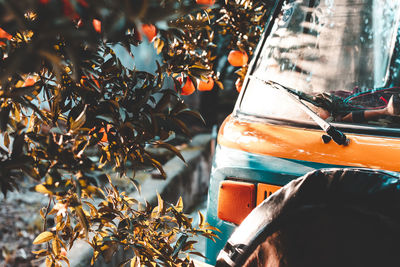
[249,76,350,146]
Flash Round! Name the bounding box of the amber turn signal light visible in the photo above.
[217,180,255,225]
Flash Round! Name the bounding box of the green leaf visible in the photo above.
[0,105,10,132]
[33,231,54,244]
[70,105,87,131]
[117,258,131,267]
[153,141,186,163]
[21,165,41,181]
[177,109,206,125]
[172,234,188,259]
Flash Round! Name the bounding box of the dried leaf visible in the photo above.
[151,158,166,179]
[3,132,9,148]
[75,206,89,238]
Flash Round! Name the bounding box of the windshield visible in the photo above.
[240,0,400,128]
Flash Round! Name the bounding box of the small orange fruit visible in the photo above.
[141,24,157,42]
[99,124,112,143]
[0,28,12,41]
[90,124,112,143]
[198,77,214,91]
[23,77,36,87]
[92,19,101,33]
[196,0,216,5]
[80,75,100,89]
[177,76,195,96]
[228,50,248,67]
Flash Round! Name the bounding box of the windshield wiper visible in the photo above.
[249,76,350,146]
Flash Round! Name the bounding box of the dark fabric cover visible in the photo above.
[215,168,400,267]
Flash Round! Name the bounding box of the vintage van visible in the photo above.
[205,0,400,264]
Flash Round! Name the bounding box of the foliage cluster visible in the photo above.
[0,0,274,266]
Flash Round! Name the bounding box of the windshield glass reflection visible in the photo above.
[241,0,400,128]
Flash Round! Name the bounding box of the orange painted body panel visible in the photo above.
[218,115,400,172]
[256,183,282,205]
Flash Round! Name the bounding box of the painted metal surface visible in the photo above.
[205,114,400,264]
[205,143,340,264]
[219,115,400,172]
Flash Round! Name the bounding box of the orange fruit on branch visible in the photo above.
[80,75,100,89]
[23,77,36,87]
[228,50,248,67]
[141,24,157,42]
[196,0,216,5]
[0,27,12,46]
[91,124,112,143]
[177,76,195,96]
[92,19,101,33]
[198,77,214,91]
[99,125,111,143]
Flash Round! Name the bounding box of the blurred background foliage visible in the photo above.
[0,0,274,266]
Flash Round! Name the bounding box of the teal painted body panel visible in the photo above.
[204,145,348,264]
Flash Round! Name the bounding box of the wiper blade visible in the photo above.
[249,76,349,146]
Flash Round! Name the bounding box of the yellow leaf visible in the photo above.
[14,107,20,121]
[130,257,138,267]
[175,197,184,212]
[32,249,48,255]
[60,255,70,267]
[70,105,87,131]
[157,193,165,215]
[15,80,24,88]
[52,238,60,255]
[39,208,45,219]
[33,231,54,244]
[154,39,164,54]
[45,257,52,267]
[198,211,205,228]
[34,184,53,195]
